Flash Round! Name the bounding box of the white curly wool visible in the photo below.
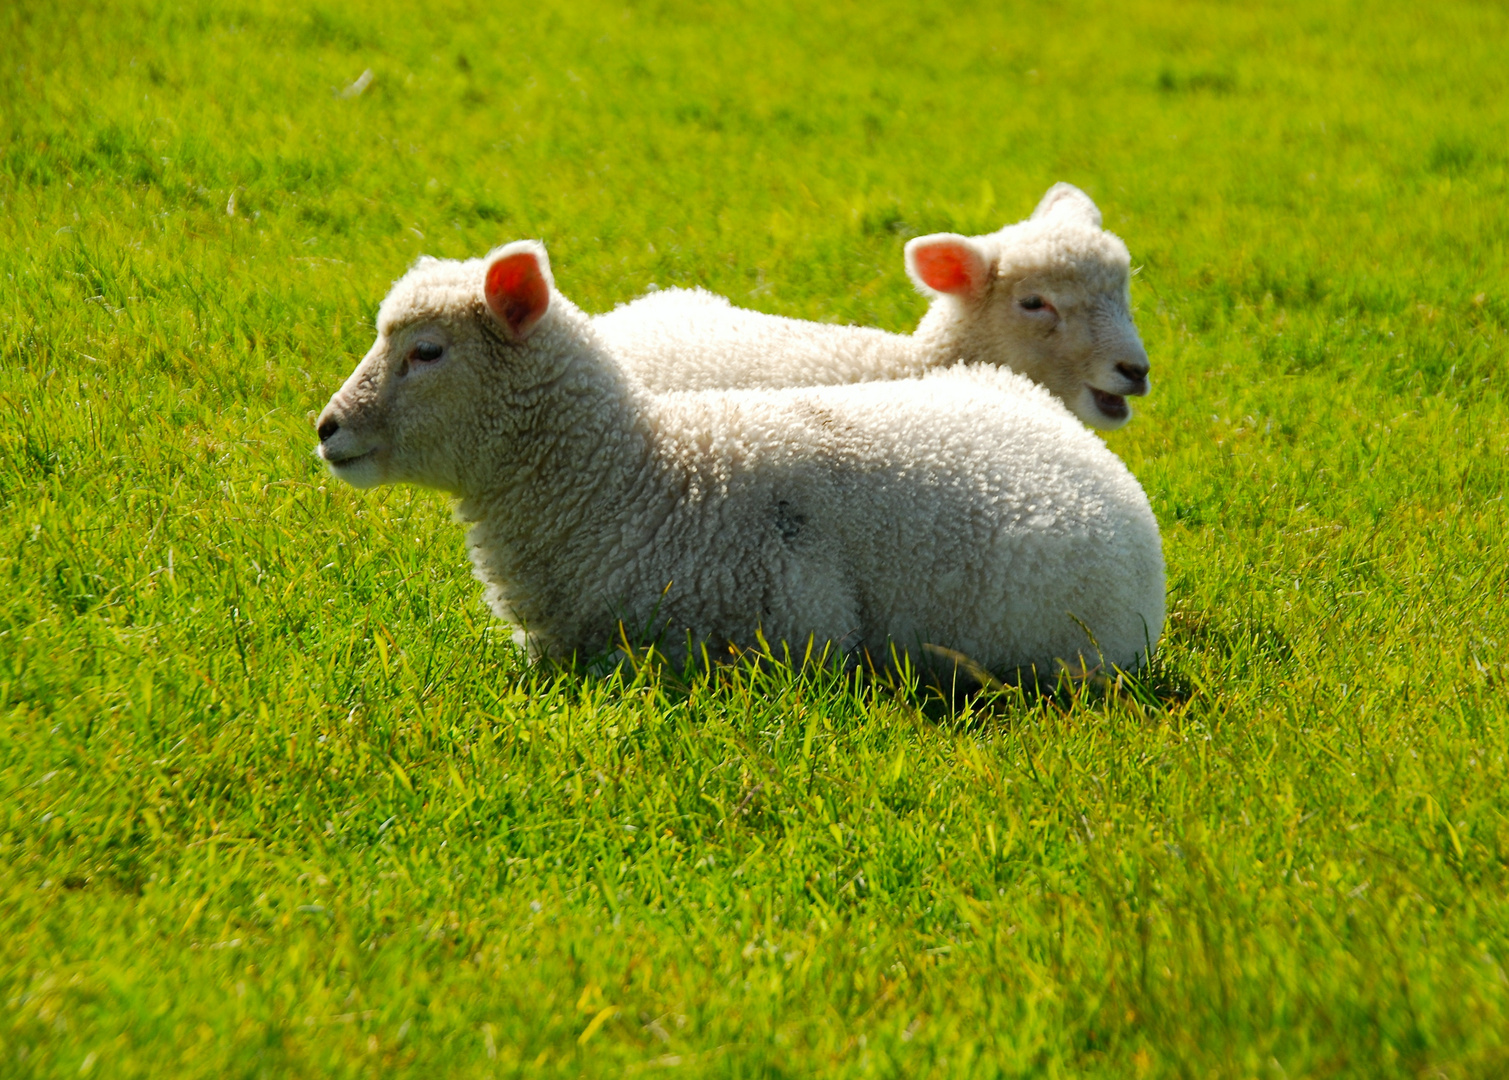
[595,183,1152,430]
[315,241,1165,680]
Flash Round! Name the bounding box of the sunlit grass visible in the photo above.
[3,0,1509,1075]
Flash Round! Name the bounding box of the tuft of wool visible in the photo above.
[316,241,1165,680]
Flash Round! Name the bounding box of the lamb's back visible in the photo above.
[596,287,921,393]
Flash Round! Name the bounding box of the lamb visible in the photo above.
[594,183,1151,429]
[314,240,1165,680]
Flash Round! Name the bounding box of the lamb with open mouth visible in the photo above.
[595,182,1152,432]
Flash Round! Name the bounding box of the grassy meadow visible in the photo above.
[4,0,1509,1075]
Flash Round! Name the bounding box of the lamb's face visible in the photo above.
[316,313,495,492]
[315,242,557,493]
[981,237,1150,431]
[905,184,1152,431]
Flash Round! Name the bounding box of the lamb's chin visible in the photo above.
[326,451,384,489]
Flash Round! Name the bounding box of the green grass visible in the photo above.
[3,0,1509,1075]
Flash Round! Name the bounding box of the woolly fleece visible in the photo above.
[595,183,1152,430]
[316,241,1165,678]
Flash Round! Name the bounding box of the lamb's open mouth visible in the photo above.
[1089,387,1130,420]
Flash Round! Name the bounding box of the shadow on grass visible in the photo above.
[511,623,1199,734]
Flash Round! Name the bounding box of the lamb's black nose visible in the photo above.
[317,417,340,442]
[1116,361,1150,382]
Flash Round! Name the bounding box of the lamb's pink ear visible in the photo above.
[1031,183,1102,229]
[904,234,992,300]
[484,241,553,341]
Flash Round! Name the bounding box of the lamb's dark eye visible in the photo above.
[410,341,444,363]
[1019,295,1046,311]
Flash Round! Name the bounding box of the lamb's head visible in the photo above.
[905,183,1150,430]
[315,240,563,493]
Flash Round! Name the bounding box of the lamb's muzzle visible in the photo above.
[1115,361,1150,391]
[313,381,388,489]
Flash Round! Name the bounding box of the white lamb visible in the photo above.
[314,240,1165,680]
[595,183,1151,429]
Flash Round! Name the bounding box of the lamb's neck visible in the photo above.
[834,325,933,382]
[460,353,660,562]
[911,299,975,369]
